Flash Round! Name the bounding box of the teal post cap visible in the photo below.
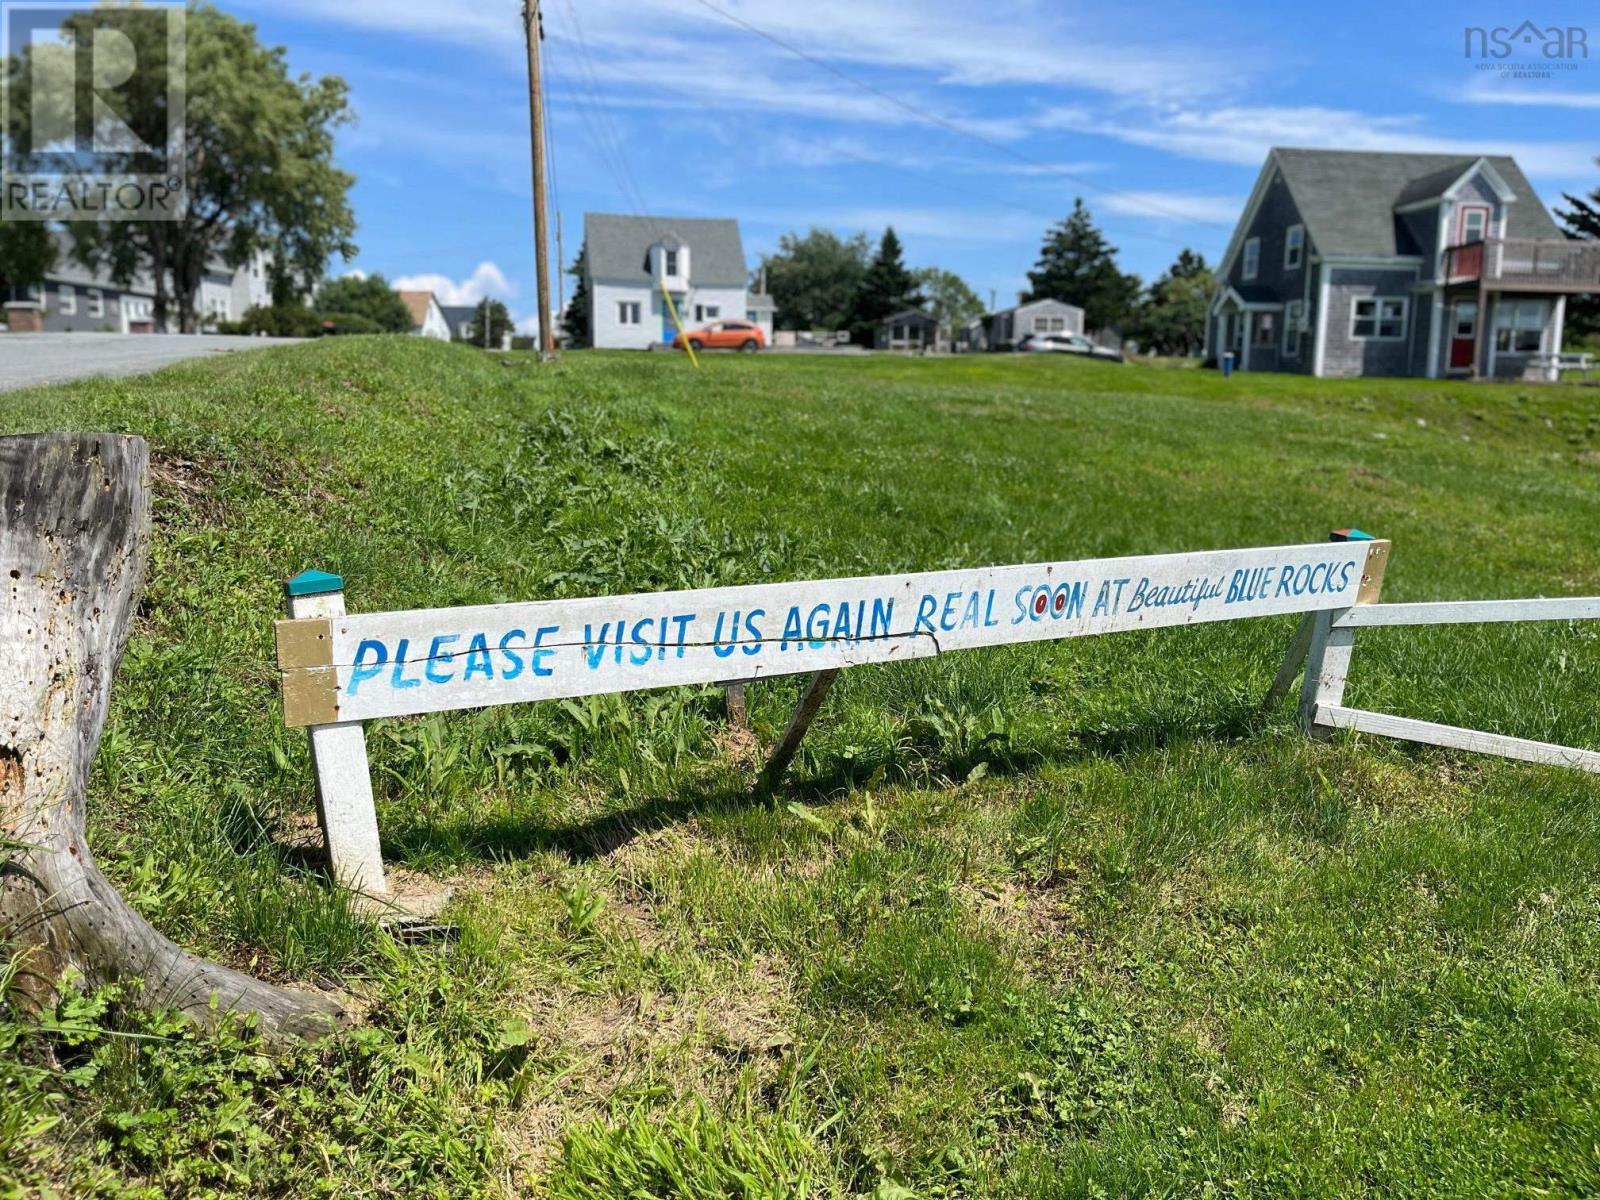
[1329,528,1376,542]
[285,569,344,597]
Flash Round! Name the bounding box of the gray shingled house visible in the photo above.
[1208,148,1600,379]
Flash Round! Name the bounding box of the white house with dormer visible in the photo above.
[583,213,763,349]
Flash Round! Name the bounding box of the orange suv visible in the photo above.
[672,319,766,352]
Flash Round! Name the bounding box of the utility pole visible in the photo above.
[522,0,555,359]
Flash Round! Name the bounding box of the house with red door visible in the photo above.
[1208,148,1600,379]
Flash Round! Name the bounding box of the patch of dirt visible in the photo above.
[960,875,1095,981]
[712,722,763,767]
[148,450,230,525]
[502,949,796,1183]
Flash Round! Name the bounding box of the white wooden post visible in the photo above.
[1298,607,1355,735]
[282,571,387,895]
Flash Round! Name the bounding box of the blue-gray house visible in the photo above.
[1209,148,1600,379]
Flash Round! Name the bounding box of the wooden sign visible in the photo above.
[277,539,1388,728]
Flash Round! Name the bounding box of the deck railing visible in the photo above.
[1445,237,1600,290]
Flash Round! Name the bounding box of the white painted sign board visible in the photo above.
[278,540,1386,728]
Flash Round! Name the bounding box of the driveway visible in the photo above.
[0,333,303,392]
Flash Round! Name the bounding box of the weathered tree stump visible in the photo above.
[1,433,344,1044]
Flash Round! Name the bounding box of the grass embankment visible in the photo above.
[3,341,1600,1197]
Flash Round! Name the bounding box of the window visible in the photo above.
[1049,316,1065,331]
[1493,299,1546,354]
[1458,205,1489,245]
[1033,316,1049,333]
[1283,300,1303,356]
[1284,224,1304,270]
[87,288,104,318]
[58,283,76,315]
[663,249,678,275]
[617,300,641,325]
[1350,297,1407,340]
[694,304,720,322]
[1242,237,1260,281]
[1253,311,1276,347]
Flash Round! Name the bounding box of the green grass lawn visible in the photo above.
[4,340,1600,1197]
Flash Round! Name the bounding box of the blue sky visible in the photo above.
[227,0,1599,329]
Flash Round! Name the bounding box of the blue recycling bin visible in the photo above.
[1222,351,1235,378]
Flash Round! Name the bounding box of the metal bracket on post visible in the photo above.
[279,569,387,896]
[756,669,839,795]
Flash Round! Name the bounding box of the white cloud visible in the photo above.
[1100,190,1242,225]
[1102,104,1599,179]
[392,261,516,305]
[1451,78,1600,110]
[245,0,1226,106]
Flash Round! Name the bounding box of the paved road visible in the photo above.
[0,333,303,392]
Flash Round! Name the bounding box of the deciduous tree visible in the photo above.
[313,273,412,333]
[914,267,985,337]
[7,5,357,331]
[1130,249,1214,356]
[0,224,53,297]
[759,228,871,331]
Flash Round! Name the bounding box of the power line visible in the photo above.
[684,0,1233,230]
[544,0,1217,306]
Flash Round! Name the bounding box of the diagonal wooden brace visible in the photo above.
[756,669,839,794]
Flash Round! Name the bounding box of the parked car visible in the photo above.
[672,319,766,352]
[1017,332,1124,362]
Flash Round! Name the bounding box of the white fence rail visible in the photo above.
[273,531,1599,905]
[1299,594,1600,775]
[276,537,1388,894]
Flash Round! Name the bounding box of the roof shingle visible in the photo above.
[1271,148,1564,258]
[584,214,747,287]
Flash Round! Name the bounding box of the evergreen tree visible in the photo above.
[1557,163,1600,340]
[1025,199,1142,334]
[563,244,591,348]
[846,227,923,346]
[1130,249,1214,356]
[467,298,514,348]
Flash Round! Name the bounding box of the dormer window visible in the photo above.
[1458,205,1489,245]
[1242,237,1260,281]
[664,249,678,275]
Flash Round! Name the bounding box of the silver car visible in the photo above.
[1019,333,1124,362]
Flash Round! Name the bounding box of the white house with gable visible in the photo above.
[583,213,758,349]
